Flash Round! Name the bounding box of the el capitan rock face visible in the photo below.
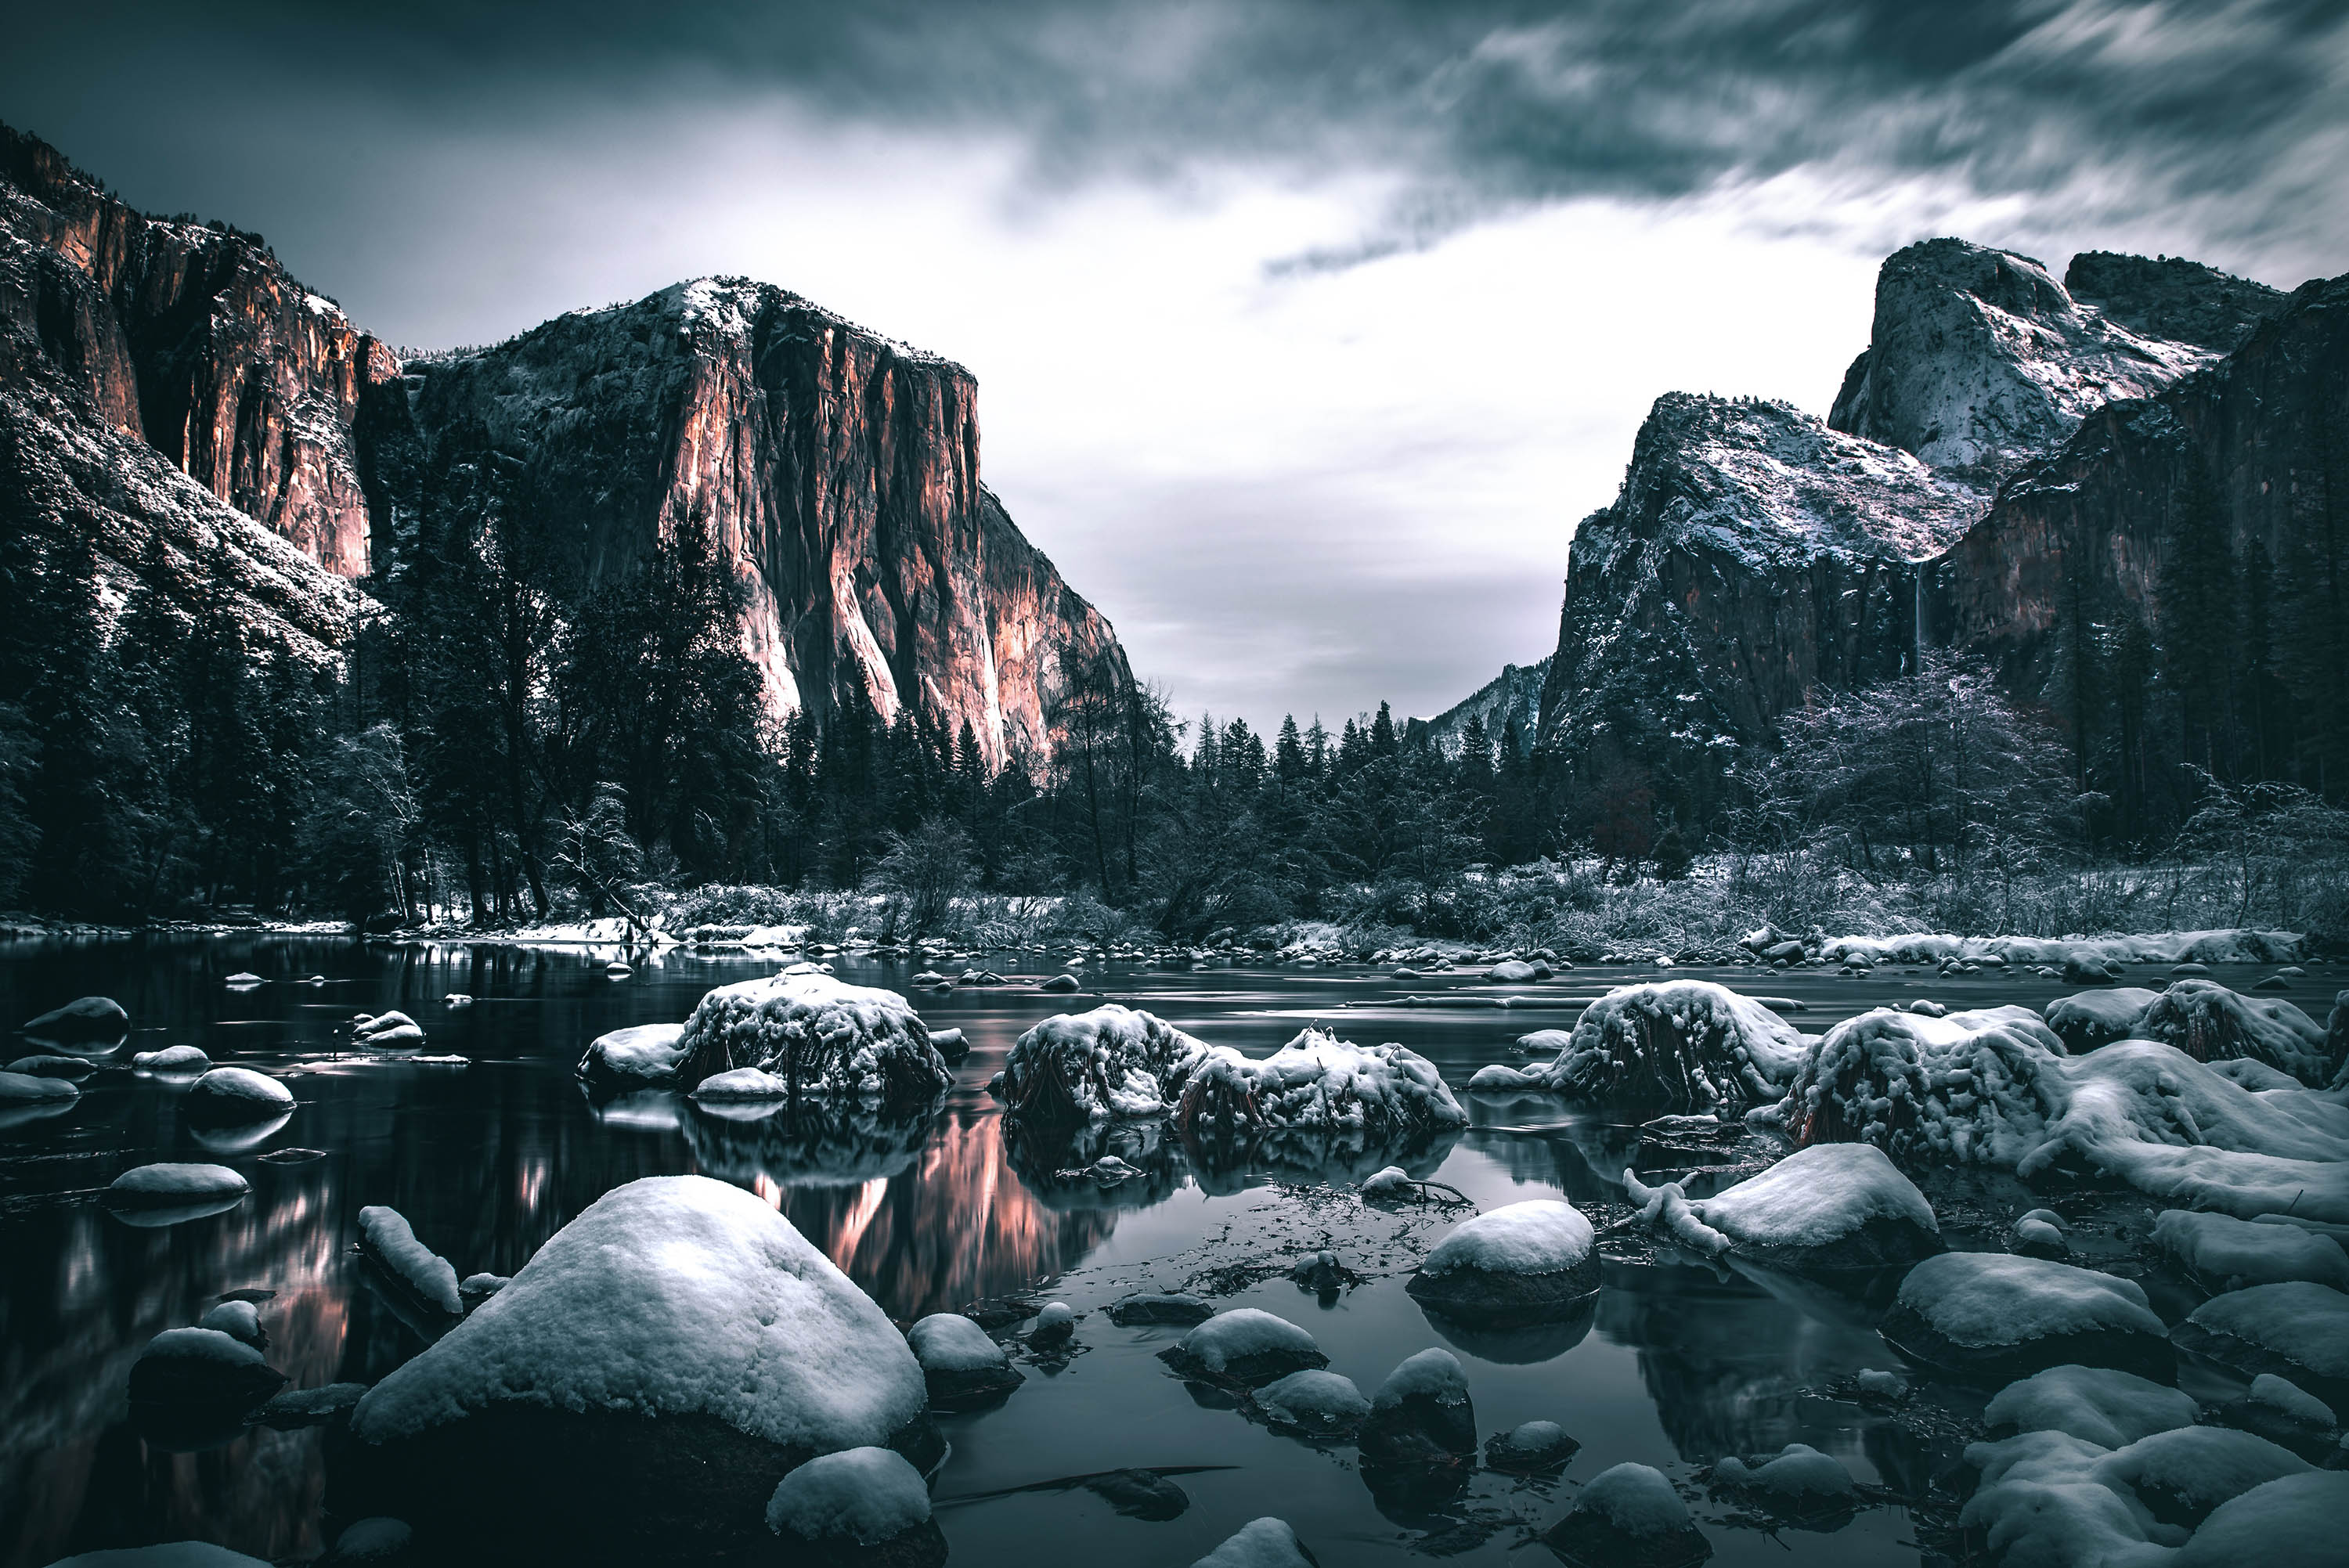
[361,278,1126,766]
[0,124,1128,759]
[0,124,390,577]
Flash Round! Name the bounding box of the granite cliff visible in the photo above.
[0,124,1127,764]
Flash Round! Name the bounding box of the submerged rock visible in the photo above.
[1407,1200,1598,1325]
[1359,1348,1476,1467]
[1160,1309,1328,1387]
[765,1446,947,1566]
[20,994,128,1044]
[183,1067,294,1125]
[1540,1461,1711,1568]
[907,1313,1024,1409]
[1878,1253,2174,1384]
[344,1177,937,1558]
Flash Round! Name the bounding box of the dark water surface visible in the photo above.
[0,937,2299,1566]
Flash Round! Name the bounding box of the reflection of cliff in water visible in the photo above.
[1181,1123,1463,1198]
[682,1099,938,1188]
[777,1111,1119,1321]
[1002,1117,1188,1212]
[1598,1262,1875,1462]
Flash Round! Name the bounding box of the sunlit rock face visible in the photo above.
[0,124,388,576]
[359,276,1129,766]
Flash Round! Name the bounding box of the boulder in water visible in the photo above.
[1540,1461,1711,1568]
[1158,1309,1327,1387]
[128,1327,287,1411]
[1358,1348,1475,1467]
[673,972,949,1101]
[184,1067,294,1125]
[21,995,128,1044]
[765,1445,947,1566]
[2170,1281,2349,1409]
[907,1313,1024,1409]
[1878,1253,2174,1384]
[1406,1200,1598,1325]
[1484,1418,1579,1474]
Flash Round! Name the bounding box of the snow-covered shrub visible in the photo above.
[673,971,948,1101]
[999,1004,1210,1124]
[1510,979,1813,1108]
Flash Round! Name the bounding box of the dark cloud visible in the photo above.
[13,0,2345,281]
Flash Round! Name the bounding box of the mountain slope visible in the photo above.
[1408,657,1550,753]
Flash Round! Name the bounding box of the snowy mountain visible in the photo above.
[0,123,1128,762]
[0,126,363,661]
[363,276,1128,767]
[1527,236,2311,811]
[1407,656,1550,754]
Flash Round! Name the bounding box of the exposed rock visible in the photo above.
[1406,656,1550,754]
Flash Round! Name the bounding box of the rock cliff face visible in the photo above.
[1408,657,1549,753]
[1528,236,2304,809]
[1932,272,2349,699]
[0,132,359,661]
[1826,239,2260,492]
[1532,394,1978,796]
[0,124,1128,761]
[359,278,1128,766]
[0,124,390,575]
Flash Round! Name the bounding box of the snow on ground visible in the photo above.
[358,1206,463,1316]
[763,1445,931,1545]
[1173,1030,1466,1141]
[503,917,678,947]
[351,1177,926,1452]
[1495,980,1811,1108]
[673,971,948,1100]
[999,1004,1211,1123]
[1815,928,2306,968]
[576,1023,687,1087]
[1623,1142,1940,1272]
[2153,1209,2349,1292]
[105,1163,249,1204]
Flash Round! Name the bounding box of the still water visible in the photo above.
[0,937,2276,1566]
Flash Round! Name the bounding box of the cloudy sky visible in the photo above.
[9,1,2345,733]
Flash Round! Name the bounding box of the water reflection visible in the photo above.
[4,935,2282,1566]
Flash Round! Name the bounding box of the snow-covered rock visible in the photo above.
[2171,1282,2349,1407]
[127,1327,286,1410]
[104,1163,249,1207]
[1105,1292,1214,1326]
[2154,1209,2349,1292]
[1539,1461,1709,1568]
[1498,981,1812,1109]
[1246,1368,1370,1440]
[764,1445,941,1559]
[1172,1029,1466,1146]
[45,1547,274,1567]
[690,1066,794,1101]
[1711,1444,1856,1516]
[1407,1199,1598,1324]
[182,1067,294,1123]
[1359,1348,1476,1467]
[2173,1472,2349,1567]
[2101,1424,2311,1527]
[2138,980,2337,1087]
[1359,1165,1417,1199]
[1159,1309,1328,1386]
[5,1052,94,1078]
[348,1177,936,1537]
[320,1517,411,1565]
[1983,1364,2197,1449]
[2045,987,2162,1051]
[906,1313,1023,1409]
[132,1044,211,1072]
[20,994,128,1044]
[999,1004,1211,1123]
[357,1206,463,1317]
[0,1070,78,1105]
[576,1023,688,1088]
[1483,1419,1579,1474]
[1622,1143,1939,1275]
[352,1011,425,1050]
[1878,1253,2172,1383]
[197,1299,267,1350]
[1783,1004,2063,1156]
[672,971,947,1101]
[1190,1518,1316,1568]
